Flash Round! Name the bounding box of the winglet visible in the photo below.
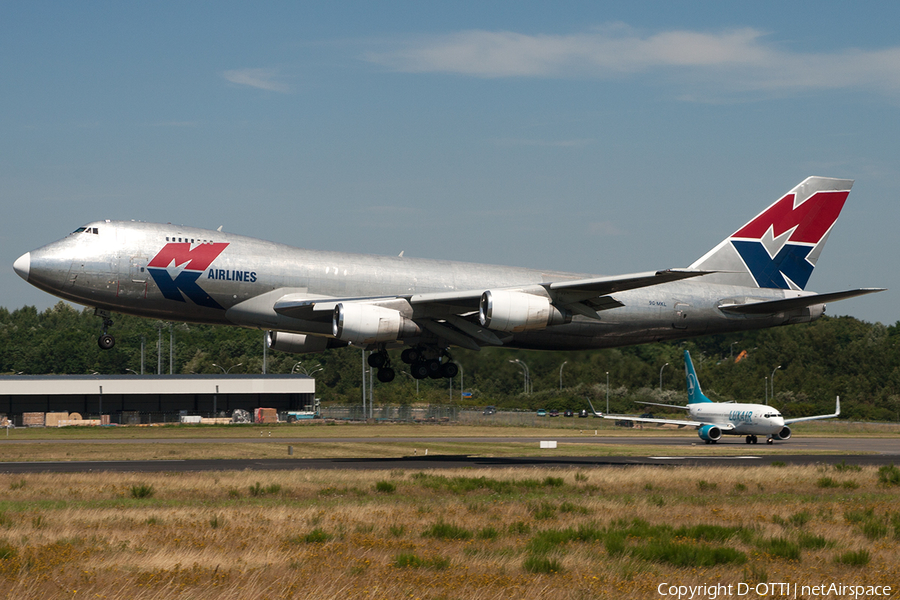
[684,350,712,404]
[586,398,603,417]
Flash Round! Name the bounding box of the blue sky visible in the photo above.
[2,2,898,324]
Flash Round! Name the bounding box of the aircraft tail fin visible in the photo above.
[689,177,853,290]
[684,350,712,404]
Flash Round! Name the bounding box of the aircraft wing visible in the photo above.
[718,289,884,315]
[272,268,712,349]
[606,415,710,428]
[547,269,710,295]
[634,400,690,411]
[585,399,735,430]
[784,396,840,424]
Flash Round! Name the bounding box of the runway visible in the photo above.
[0,435,896,474]
[2,434,896,453]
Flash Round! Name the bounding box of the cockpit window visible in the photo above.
[72,227,99,235]
[73,227,87,234]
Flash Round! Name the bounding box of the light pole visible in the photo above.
[730,341,737,361]
[765,376,768,404]
[157,322,164,375]
[509,359,530,394]
[213,363,242,374]
[606,371,610,414]
[659,363,669,391]
[559,361,568,391]
[771,365,781,402]
[292,361,322,377]
[458,363,464,402]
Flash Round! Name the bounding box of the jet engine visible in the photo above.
[772,426,792,441]
[698,424,722,442]
[479,290,570,332]
[333,303,420,345]
[266,331,347,354]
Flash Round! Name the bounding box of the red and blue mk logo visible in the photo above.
[148,243,229,309]
[730,189,849,289]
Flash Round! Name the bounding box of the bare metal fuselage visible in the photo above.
[20,220,812,351]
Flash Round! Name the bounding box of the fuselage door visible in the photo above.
[673,302,690,329]
[131,257,148,283]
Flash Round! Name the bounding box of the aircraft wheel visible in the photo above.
[98,334,115,350]
[440,362,459,378]
[377,367,395,383]
[766,438,774,445]
[752,436,758,444]
[401,348,420,364]
[425,359,442,376]
[368,352,387,368]
[745,437,752,444]
[411,363,429,379]
[705,440,711,445]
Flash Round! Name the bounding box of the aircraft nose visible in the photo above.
[13,252,30,281]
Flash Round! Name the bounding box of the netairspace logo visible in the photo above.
[657,582,893,599]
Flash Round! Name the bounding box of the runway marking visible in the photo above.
[1,460,187,465]
[649,456,762,460]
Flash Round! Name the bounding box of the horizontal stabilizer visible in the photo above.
[718,288,884,315]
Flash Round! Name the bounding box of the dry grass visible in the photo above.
[0,464,897,598]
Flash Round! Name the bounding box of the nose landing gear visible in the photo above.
[95,309,115,350]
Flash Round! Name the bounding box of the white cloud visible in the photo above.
[222,68,290,93]
[490,137,593,148]
[363,26,900,97]
[587,221,626,236]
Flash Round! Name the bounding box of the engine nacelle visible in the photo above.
[333,303,420,345]
[784,304,825,324]
[698,424,722,442]
[479,290,570,332]
[267,331,346,354]
[772,426,792,441]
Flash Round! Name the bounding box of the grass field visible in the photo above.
[0,421,897,598]
[0,462,898,599]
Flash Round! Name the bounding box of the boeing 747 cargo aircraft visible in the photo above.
[13,177,882,382]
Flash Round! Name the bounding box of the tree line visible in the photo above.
[1,302,898,422]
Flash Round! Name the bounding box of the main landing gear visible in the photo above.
[96,309,115,350]
[368,345,460,383]
[401,346,458,380]
[745,435,759,444]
